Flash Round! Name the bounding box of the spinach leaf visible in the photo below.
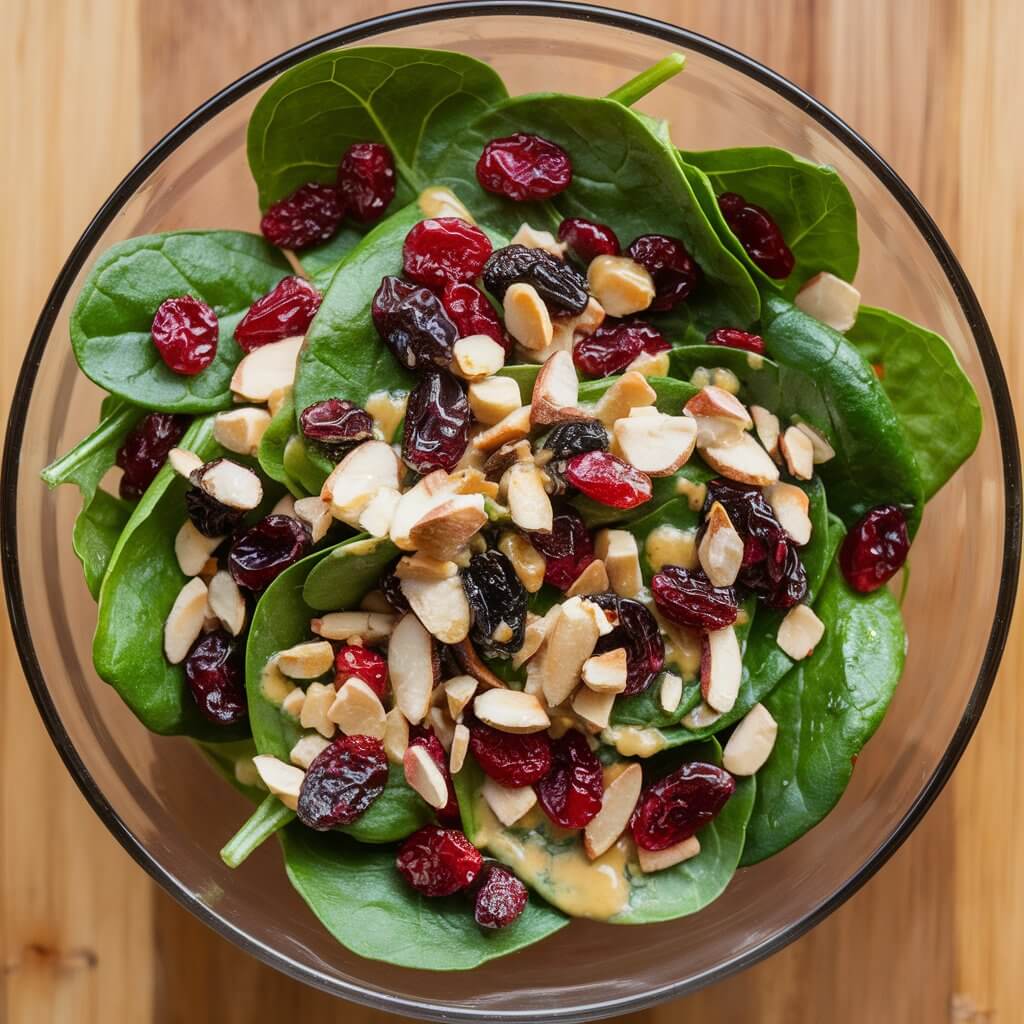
[259,394,305,497]
[282,435,329,495]
[343,763,434,844]
[221,793,295,868]
[845,306,981,499]
[73,488,132,599]
[302,534,400,611]
[741,564,905,865]
[197,737,265,803]
[71,232,291,413]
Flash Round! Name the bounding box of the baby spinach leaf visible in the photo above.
[668,342,780,388]
[71,231,291,413]
[302,534,400,611]
[259,394,305,497]
[73,488,132,599]
[741,564,905,865]
[845,306,981,500]
[342,763,434,844]
[197,737,265,803]
[283,435,329,495]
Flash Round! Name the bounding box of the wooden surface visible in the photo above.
[2,1,1021,1021]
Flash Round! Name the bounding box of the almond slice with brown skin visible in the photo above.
[581,648,628,693]
[565,558,609,597]
[506,462,553,532]
[395,553,459,581]
[408,494,487,561]
[473,689,551,734]
[293,497,332,543]
[637,835,700,873]
[701,432,780,487]
[584,763,643,860]
[698,501,744,587]
[722,703,778,775]
[594,371,657,427]
[451,638,507,690]
[530,350,588,426]
[595,529,642,598]
[403,745,449,809]
[701,625,741,713]
[252,755,305,810]
[321,440,402,526]
[794,271,860,333]
[449,723,470,774]
[400,575,471,645]
[779,426,814,480]
[230,336,303,402]
[194,459,263,511]
[311,611,396,641]
[765,482,812,545]
[472,405,533,453]
[328,679,387,739]
[750,405,781,463]
[388,613,436,725]
[685,385,752,432]
[795,421,836,464]
[613,412,697,477]
[776,604,825,660]
[482,776,537,826]
[276,640,335,679]
[164,577,208,664]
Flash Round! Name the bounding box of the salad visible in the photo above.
[42,47,982,969]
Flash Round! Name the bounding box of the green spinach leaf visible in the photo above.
[259,394,305,497]
[301,534,400,611]
[73,488,132,599]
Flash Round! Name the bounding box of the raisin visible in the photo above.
[706,326,765,356]
[396,825,483,897]
[651,566,739,631]
[482,245,589,316]
[337,142,395,224]
[403,218,493,291]
[234,276,321,353]
[260,182,344,250]
[183,629,246,725]
[476,133,572,201]
[380,570,410,612]
[402,369,471,473]
[630,761,735,850]
[334,644,389,699]
[840,504,910,593]
[469,721,552,787]
[627,235,701,311]
[473,864,528,929]
[717,192,794,279]
[589,593,665,696]
[299,399,374,457]
[371,275,458,370]
[535,730,603,829]
[409,733,460,824]
[185,486,243,538]
[296,735,389,830]
[440,281,511,355]
[460,550,527,659]
[228,514,311,591]
[558,217,620,263]
[116,412,190,501]
[543,420,609,459]
[564,450,652,509]
[151,296,218,375]
[529,510,595,590]
[573,320,668,378]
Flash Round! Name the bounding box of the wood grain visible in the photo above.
[2,2,1020,1022]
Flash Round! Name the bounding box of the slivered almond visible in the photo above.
[584,763,642,859]
[582,648,628,693]
[722,703,778,775]
[482,776,537,826]
[660,672,683,713]
[174,520,223,577]
[584,599,615,636]
[497,530,546,593]
[510,222,567,258]
[400,575,471,644]
[565,558,609,597]
[168,447,203,479]
[587,255,655,317]
[776,604,825,660]
[277,640,334,679]
[613,411,697,477]
[383,707,410,764]
[452,334,506,381]
[388,613,436,725]
[474,689,550,734]
[208,570,245,636]
[311,611,395,641]
[195,459,263,510]
[395,553,458,581]
[267,385,291,418]
[252,756,305,810]
[450,723,470,773]
[289,733,330,770]
[213,407,271,456]
[681,700,722,730]
[504,282,552,351]
[321,440,402,526]
[444,675,478,720]
[358,486,401,538]
[701,433,780,487]
[389,470,458,547]
[514,604,561,670]
[765,482,812,545]
[281,687,306,719]
[698,501,744,587]
[418,185,474,222]
[164,577,208,664]
[272,493,296,518]
[506,462,553,532]
[230,336,303,401]
[779,426,814,480]
[468,375,522,425]
[795,421,836,464]
[408,494,487,561]
[685,385,752,428]
[403,745,449,809]
[595,529,642,598]
[328,679,387,739]
[794,271,860,332]
[626,348,670,377]
[637,835,700,873]
[750,405,781,462]
[572,686,616,730]
[518,297,605,365]
[530,350,587,426]
[451,638,507,690]
[428,706,456,751]
[472,405,533,452]
[594,371,657,426]
[294,496,332,543]
[701,626,741,713]
[539,596,602,707]
[299,682,336,739]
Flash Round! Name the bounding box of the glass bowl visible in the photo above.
[3,3,1019,1020]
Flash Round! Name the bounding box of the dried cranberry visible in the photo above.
[589,593,665,696]
[260,182,344,250]
[337,142,395,224]
[116,412,190,501]
[334,644,389,699]
[543,420,609,460]
[529,510,595,590]
[630,761,735,850]
[742,541,808,609]
[627,235,701,311]
[299,399,374,457]
[402,369,470,473]
[403,218,493,291]
[183,629,246,725]
[476,133,572,201]
[296,735,388,830]
[410,733,460,824]
[573,321,669,378]
[228,514,311,591]
[185,486,243,538]
[839,504,910,593]
[474,864,528,929]
[371,275,458,370]
[234,276,321,352]
[461,551,527,659]
[397,825,482,897]
[380,570,410,612]
[482,244,589,316]
[717,192,794,279]
[151,296,218,375]
[470,722,552,787]
[558,217,620,263]
[440,281,511,354]
[535,730,603,830]
[706,327,765,356]
[651,566,738,631]
[564,450,652,510]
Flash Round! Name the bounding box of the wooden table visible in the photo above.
[2,1,1020,1020]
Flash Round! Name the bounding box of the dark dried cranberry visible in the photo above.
[651,566,738,631]
[260,182,344,250]
[630,761,735,850]
[334,644,389,699]
[396,825,482,897]
[299,399,374,456]
[627,235,701,311]
[402,369,471,473]
[482,245,589,316]
[589,593,665,696]
[474,864,528,929]
[529,510,595,590]
[461,551,527,659]
[706,327,765,355]
[337,142,395,224]
[183,629,246,725]
[409,733,460,824]
[151,296,218,375]
[229,514,311,591]
[296,735,388,830]
[234,276,321,352]
[543,420,609,459]
[573,321,668,378]
[476,133,572,201]
[840,504,910,593]
[535,730,603,830]
[564,450,652,510]
[380,570,410,612]
[558,217,620,263]
[371,275,458,370]
[116,412,190,500]
[469,722,552,787]
[185,486,243,538]
[742,541,807,609]
[440,281,511,354]
[717,192,794,279]
[403,218,493,291]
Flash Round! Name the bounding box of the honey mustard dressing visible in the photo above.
[645,524,698,572]
[365,390,408,443]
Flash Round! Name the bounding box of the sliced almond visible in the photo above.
[230,335,303,402]
[299,681,337,739]
[506,462,553,532]
[795,421,836,464]
[722,703,778,775]
[582,647,628,693]
[468,376,522,426]
[293,496,332,544]
[779,426,814,481]
[400,575,471,645]
[681,700,722,730]
[213,407,272,456]
[794,271,861,332]
[595,529,642,598]
[289,733,330,770]
[587,255,655,317]
[594,371,657,427]
[660,672,683,714]
[444,675,478,720]
[530,350,587,426]
[272,493,296,518]
[207,569,246,636]
[311,611,395,642]
[474,689,550,734]
[403,745,449,809]
[684,386,752,447]
[518,297,605,365]
[164,577,209,664]
[765,482,812,546]
[510,222,567,258]
[168,447,203,479]
[252,755,305,810]
[613,411,697,477]
[514,604,562,671]
[321,440,402,526]
[539,595,602,707]
[281,686,306,719]
[572,685,616,730]
[472,405,533,453]
[626,348,670,377]
[449,723,470,774]
[452,334,506,381]
[174,520,224,577]
[277,640,334,679]
[383,706,410,765]
[418,185,474,222]
[328,678,387,739]
[428,706,456,751]
[701,433,780,487]
[565,558,609,597]
[408,494,487,561]
[358,485,401,539]
[584,763,642,860]
[482,776,537,826]
[195,459,263,511]
[584,599,615,637]
[701,626,741,713]
[388,613,436,725]
[504,282,552,351]
[395,552,458,581]
[776,603,825,661]
[750,405,781,463]
[637,835,700,873]
[497,530,546,593]
[267,385,291,418]
[698,501,744,588]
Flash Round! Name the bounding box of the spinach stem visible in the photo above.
[606,53,686,107]
[220,794,296,868]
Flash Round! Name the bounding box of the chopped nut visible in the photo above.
[538,596,602,706]
[321,440,402,526]
[637,835,700,873]
[584,763,642,859]
[281,686,306,719]
[779,426,814,480]
[294,496,332,543]
[207,569,246,636]
[230,336,303,402]
[518,297,605,365]
[328,678,387,739]
[289,733,330,770]
[701,626,741,713]
[660,672,683,713]
[164,577,209,664]
[395,552,459,581]
[299,681,336,739]
[531,350,588,426]
[311,611,395,641]
[626,348,670,377]
[504,282,552,351]
[452,334,506,381]
[444,675,478,720]
[722,703,778,775]
[584,599,615,636]
[272,493,296,518]
[506,462,553,532]
[168,447,203,479]
[213,407,272,456]
[428,706,456,751]
[418,185,475,222]
[582,648,628,694]
[472,405,533,453]
[765,482,812,546]
[403,745,449,809]
[572,686,616,730]
[750,405,781,462]
[449,723,470,773]
[510,222,567,258]
[795,421,836,464]
[776,604,825,660]
[698,501,744,587]
[794,271,861,332]
[482,776,537,826]
[701,433,780,487]
[474,689,551,734]
[468,375,522,425]
[613,411,697,477]
[174,520,224,577]
[252,755,305,810]
[267,385,291,418]
[498,530,546,593]
[587,255,655,317]
[358,485,402,539]
[383,706,410,764]
[563,558,607,597]
[195,459,263,511]
[595,529,642,598]
[684,386,752,447]
[388,613,436,725]
[408,494,487,561]
[514,605,562,671]
[276,640,334,679]
[594,371,657,426]
[681,700,722,730]
[400,575,471,644]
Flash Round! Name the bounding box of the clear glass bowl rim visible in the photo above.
[2,2,1020,1018]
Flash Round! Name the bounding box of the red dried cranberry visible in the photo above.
[651,566,738,631]
[529,510,595,590]
[234,276,321,352]
[717,192,794,279]
[409,734,460,824]
[564,450,652,510]
[402,369,470,473]
[627,235,701,311]
[476,133,572,201]
[839,504,910,593]
[228,514,311,591]
[334,644,388,699]
[403,218,493,291]
[337,142,395,224]
[706,327,765,356]
[573,321,668,378]
[396,825,483,897]
[630,761,735,850]
[296,735,389,830]
[183,629,246,725]
[469,722,552,787]
[535,730,603,829]
[151,296,218,375]
[260,182,344,250]
[742,541,808,609]
[474,864,528,929]
[299,399,374,455]
[589,593,665,696]
[440,281,511,354]
[116,412,190,501]
[371,275,458,370]
[557,217,620,263]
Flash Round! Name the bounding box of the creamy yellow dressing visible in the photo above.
[654,610,702,679]
[688,365,741,395]
[746,352,765,370]
[645,524,698,572]
[602,725,669,758]
[675,477,708,511]
[365,390,407,443]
